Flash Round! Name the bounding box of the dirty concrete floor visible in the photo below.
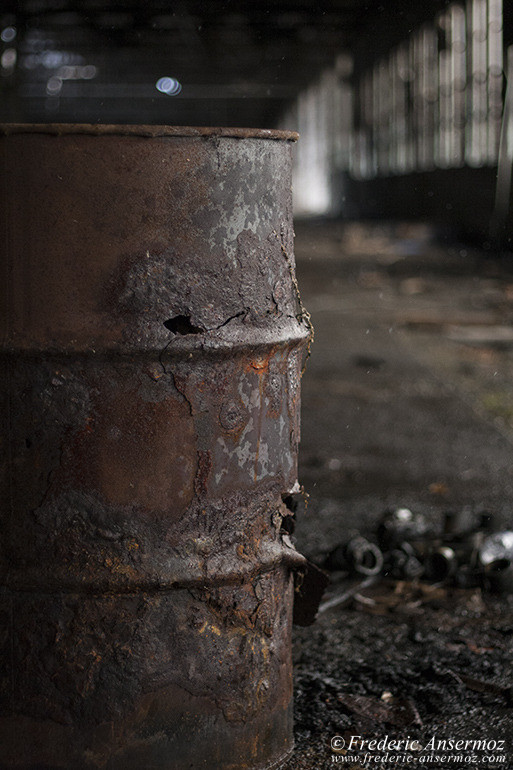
[282,221,513,769]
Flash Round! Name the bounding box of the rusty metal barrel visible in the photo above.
[0,124,310,769]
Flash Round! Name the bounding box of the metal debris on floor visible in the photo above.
[319,507,513,616]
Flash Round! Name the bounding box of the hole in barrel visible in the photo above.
[281,494,297,535]
[163,315,205,335]
[282,494,298,514]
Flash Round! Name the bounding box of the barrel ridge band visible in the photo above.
[4,542,307,594]
[1,323,311,357]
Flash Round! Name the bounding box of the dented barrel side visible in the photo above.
[0,125,309,769]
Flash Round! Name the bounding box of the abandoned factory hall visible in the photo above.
[2,1,513,769]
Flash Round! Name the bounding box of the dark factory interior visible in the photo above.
[2,1,513,768]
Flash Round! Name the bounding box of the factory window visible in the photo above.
[286,0,504,213]
[352,0,503,178]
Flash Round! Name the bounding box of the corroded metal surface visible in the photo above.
[0,125,309,769]
[0,123,299,141]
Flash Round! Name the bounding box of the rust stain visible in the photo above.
[194,449,213,499]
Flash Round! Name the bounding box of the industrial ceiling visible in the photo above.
[1,0,388,127]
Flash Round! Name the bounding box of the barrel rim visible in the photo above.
[0,123,299,141]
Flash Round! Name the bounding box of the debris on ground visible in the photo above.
[320,507,513,598]
[280,222,513,769]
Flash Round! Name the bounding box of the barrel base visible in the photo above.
[0,570,294,770]
[0,704,293,769]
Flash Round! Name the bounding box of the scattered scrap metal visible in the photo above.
[319,507,513,614]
